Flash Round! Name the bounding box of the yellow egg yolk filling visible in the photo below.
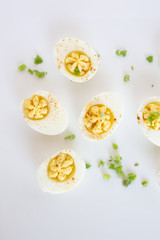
[48,153,75,182]
[23,94,49,120]
[143,102,160,130]
[65,51,91,77]
[83,104,114,135]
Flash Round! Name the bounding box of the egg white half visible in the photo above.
[21,91,68,135]
[54,37,100,83]
[79,92,123,141]
[37,149,85,194]
[137,96,160,146]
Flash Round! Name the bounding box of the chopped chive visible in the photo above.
[123,173,136,187]
[103,174,111,181]
[112,143,118,150]
[124,74,130,82]
[28,69,34,74]
[147,112,160,126]
[74,67,80,75]
[86,163,91,169]
[64,134,75,140]
[116,49,127,57]
[100,112,106,117]
[134,163,139,166]
[34,55,43,65]
[146,56,153,63]
[34,70,46,78]
[98,160,105,168]
[131,66,134,70]
[142,181,148,187]
[18,64,27,71]
[97,53,100,57]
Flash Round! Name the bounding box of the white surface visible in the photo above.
[1,0,160,239]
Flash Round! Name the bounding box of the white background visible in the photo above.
[1,0,160,239]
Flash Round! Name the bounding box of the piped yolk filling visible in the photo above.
[83,104,114,135]
[23,94,49,120]
[143,102,160,130]
[65,50,91,77]
[47,153,75,182]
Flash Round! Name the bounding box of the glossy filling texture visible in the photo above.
[23,95,49,120]
[65,51,91,77]
[143,102,160,130]
[47,153,75,182]
[83,104,114,135]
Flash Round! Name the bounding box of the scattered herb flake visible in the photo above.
[134,163,139,166]
[97,53,100,57]
[100,112,106,117]
[124,74,130,82]
[98,160,105,168]
[146,56,153,63]
[34,55,43,65]
[113,143,118,150]
[142,181,148,187]
[108,163,115,170]
[86,163,91,169]
[64,134,75,141]
[151,84,154,87]
[116,49,127,57]
[103,174,111,181]
[131,66,134,70]
[34,70,46,78]
[123,173,136,187]
[28,69,34,74]
[74,67,80,75]
[147,112,160,126]
[18,64,27,71]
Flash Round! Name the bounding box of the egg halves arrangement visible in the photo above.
[79,92,123,141]
[21,91,68,135]
[37,149,85,194]
[137,96,160,147]
[54,38,100,83]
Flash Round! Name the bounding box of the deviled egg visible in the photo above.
[79,92,123,141]
[54,38,100,83]
[137,96,160,146]
[37,149,85,194]
[21,91,68,135]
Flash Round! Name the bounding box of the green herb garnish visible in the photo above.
[100,112,106,117]
[34,55,43,65]
[34,70,46,78]
[116,49,127,57]
[109,155,122,165]
[97,53,100,57]
[142,181,148,187]
[98,160,105,167]
[112,143,118,150]
[86,163,91,169]
[123,173,136,187]
[74,68,80,75]
[134,163,139,166]
[108,164,125,179]
[151,84,154,87]
[131,66,134,70]
[103,174,111,181]
[146,56,153,63]
[124,74,130,82]
[28,69,34,74]
[64,134,75,141]
[147,112,160,126]
[113,155,122,165]
[18,64,27,71]
[108,155,125,179]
